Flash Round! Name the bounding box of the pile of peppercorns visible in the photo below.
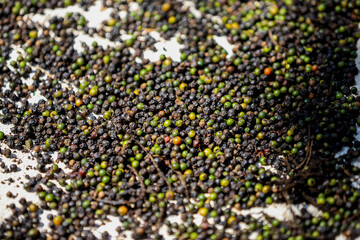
[1,0,360,239]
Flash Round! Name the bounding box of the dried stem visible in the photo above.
[133,138,173,192]
[174,169,190,200]
[94,166,146,205]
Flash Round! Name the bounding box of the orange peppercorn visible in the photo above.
[173,136,182,145]
[264,67,272,76]
[309,92,315,99]
[312,64,319,71]
[164,136,171,143]
[159,110,165,117]
[75,99,83,107]
[117,206,128,216]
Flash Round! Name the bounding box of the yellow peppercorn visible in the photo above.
[204,148,212,157]
[164,59,172,66]
[165,190,175,200]
[53,216,63,226]
[161,3,172,12]
[198,207,208,217]
[227,216,236,225]
[179,83,188,90]
[184,169,193,176]
[28,204,38,212]
[168,16,176,24]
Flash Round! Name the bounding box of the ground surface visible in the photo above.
[1,1,360,240]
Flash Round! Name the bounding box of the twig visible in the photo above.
[147,153,190,200]
[129,166,146,198]
[174,169,190,200]
[133,138,173,192]
[33,65,55,80]
[13,48,55,80]
[281,191,297,225]
[263,212,298,229]
[281,155,291,173]
[301,192,318,207]
[326,73,335,98]
[155,206,165,229]
[93,166,146,205]
[295,125,313,170]
[343,167,353,177]
[295,140,313,170]
[303,140,313,168]
[268,30,278,46]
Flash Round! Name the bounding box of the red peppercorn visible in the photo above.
[264,67,272,76]
[78,168,86,177]
[312,64,319,71]
[193,139,200,147]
